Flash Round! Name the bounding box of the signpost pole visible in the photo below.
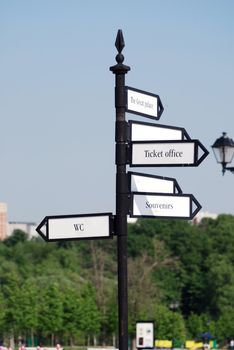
[110,30,130,350]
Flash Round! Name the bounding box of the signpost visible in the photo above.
[36,213,113,241]
[130,139,209,167]
[109,29,130,350]
[130,120,190,141]
[36,30,209,350]
[126,86,164,120]
[131,192,201,219]
[129,171,182,194]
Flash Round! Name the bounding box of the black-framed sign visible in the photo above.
[130,139,209,167]
[128,171,182,194]
[36,212,114,242]
[126,86,163,120]
[136,321,155,349]
[129,120,191,142]
[130,192,201,219]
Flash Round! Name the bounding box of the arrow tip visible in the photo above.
[197,141,209,165]
[36,217,48,241]
[191,195,202,219]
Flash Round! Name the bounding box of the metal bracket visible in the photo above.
[115,121,130,142]
[115,143,130,165]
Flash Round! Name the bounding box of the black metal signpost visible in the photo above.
[37,29,209,350]
[109,30,207,350]
[109,30,130,350]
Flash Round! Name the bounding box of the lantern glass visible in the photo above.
[212,133,234,164]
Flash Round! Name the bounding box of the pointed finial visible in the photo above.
[115,30,125,53]
[110,29,130,74]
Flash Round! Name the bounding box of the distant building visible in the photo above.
[0,202,38,240]
[0,203,8,240]
[193,211,218,224]
[8,221,37,239]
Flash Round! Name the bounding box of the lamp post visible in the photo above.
[169,300,179,312]
[169,301,179,347]
[211,132,234,175]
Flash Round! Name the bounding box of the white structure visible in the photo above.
[193,211,218,224]
[0,203,8,240]
[7,221,37,239]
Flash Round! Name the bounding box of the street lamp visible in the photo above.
[169,301,180,349]
[211,132,234,175]
[169,300,180,312]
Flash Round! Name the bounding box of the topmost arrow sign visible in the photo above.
[126,86,164,120]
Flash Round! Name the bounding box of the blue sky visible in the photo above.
[1,0,234,222]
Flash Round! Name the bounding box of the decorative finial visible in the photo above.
[115,30,125,53]
[110,29,130,74]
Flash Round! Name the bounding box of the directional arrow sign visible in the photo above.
[130,192,201,219]
[129,171,182,194]
[129,120,191,141]
[126,86,163,120]
[130,139,209,167]
[36,213,113,242]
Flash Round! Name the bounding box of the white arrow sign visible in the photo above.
[126,86,163,120]
[130,120,190,141]
[129,171,182,194]
[130,193,201,219]
[130,140,209,167]
[36,213,113,241]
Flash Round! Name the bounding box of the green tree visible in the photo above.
[186,313,205,338]
[38,282,63,345]
[4,229,28,247]
[152,304,186,342]
[215,309,234,342]
[205,256,234,317]
[1,261,22,346]
[62,285,83,346]
[79,284,101,345]
[16,278,40,346]
[105,288,118,347]
[0,291,6,338]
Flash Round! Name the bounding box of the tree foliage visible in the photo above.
[0,215,234,345]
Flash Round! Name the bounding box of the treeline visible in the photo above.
[0,214,234,347]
